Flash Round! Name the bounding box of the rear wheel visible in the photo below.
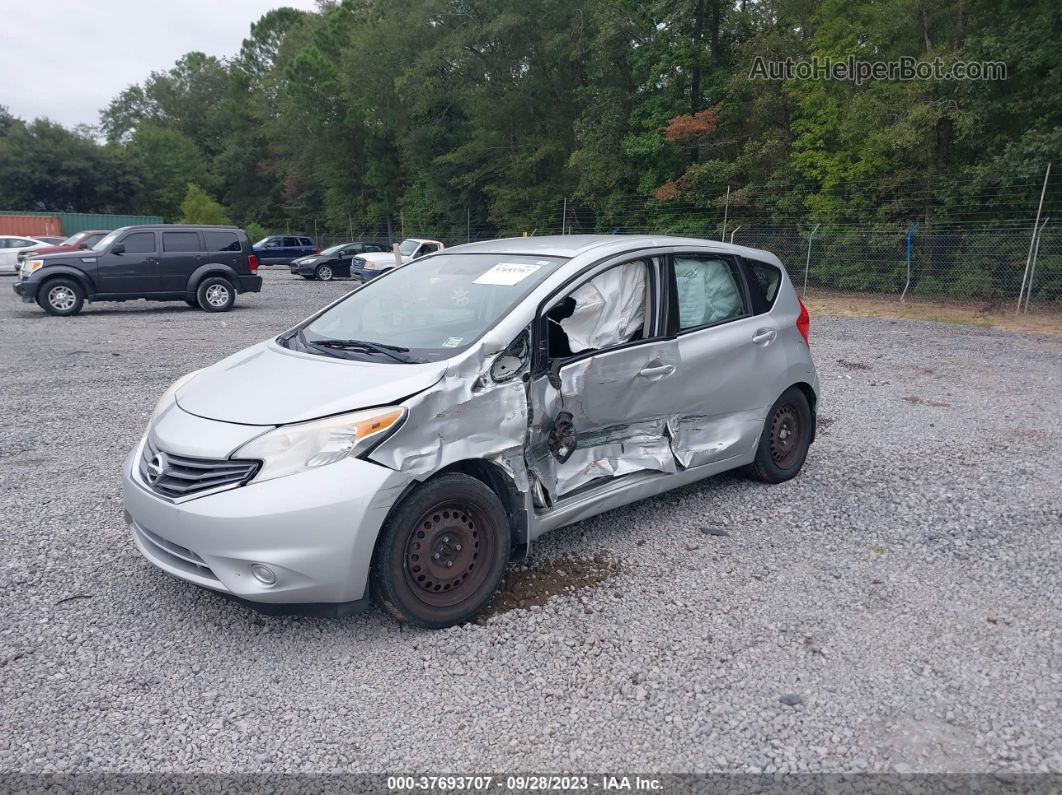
[196,276,235,312]
[747,387,812,484]
[371,474,510,628]
[315,264,334,281]
[38,278,85,316]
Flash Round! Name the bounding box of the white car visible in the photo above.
[0,236,50,274]
[350,238,445,280]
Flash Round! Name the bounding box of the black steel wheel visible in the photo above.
[371,473,510,628]
[747,386,812,484]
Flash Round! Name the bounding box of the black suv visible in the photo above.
[14,225,262,316]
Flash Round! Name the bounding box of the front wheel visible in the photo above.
[371,474,510,628]
[196,277,235,312]
[38,278,85,316]
[746,387,812,484]
[315,264,334,281]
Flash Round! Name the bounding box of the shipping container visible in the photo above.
[0,214,62,237]
[0,210,165,236]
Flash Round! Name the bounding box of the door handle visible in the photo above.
[638,363,675,380]
[752,328,777,345]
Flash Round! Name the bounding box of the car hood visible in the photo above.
[22,245,80,258]
[358,251,408,265]
[175,341,448,425]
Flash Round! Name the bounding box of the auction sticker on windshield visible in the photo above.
[473,262,541,286]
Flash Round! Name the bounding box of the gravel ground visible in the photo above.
[0,268,1059,774]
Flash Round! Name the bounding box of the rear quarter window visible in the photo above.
[745,260,783,314]
[204,231,241,252]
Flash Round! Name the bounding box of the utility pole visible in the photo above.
[561,197,567,235]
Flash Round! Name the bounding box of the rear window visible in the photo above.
[745,260,783,313]
[299,237,313,246]
[162,232,201,252]
[673,255,747,330]
[204,231,241,252]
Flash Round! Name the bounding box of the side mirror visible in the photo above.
[111,243,125,255]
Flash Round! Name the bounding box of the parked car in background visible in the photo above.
[349,238,445,281]
[35,236,67,246]
[17,229,112,264]
[290,241,388,280]
[14,225,261,316]
[253,235,318,266]
[0,236,52,274]
[122,235,817,628]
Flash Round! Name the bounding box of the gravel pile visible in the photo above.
[1,269,1059,773]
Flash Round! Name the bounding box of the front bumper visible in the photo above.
[349,264,388,282]
[13,279,37,303]
[122,430,413,607]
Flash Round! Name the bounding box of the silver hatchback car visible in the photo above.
[123,235,818,628]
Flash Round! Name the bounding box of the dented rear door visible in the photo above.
[665,253,787,467]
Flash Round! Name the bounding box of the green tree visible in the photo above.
[179,183,232,224]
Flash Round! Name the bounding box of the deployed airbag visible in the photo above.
[674,256,743,327]
[560,262,646,353]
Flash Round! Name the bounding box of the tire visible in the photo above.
[371,473,510,629]
[195,276,235,312]
[37,278,85,316]
[315,264,334,281]
[747,386,812,484]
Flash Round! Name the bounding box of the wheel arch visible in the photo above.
[377,460,530,563]
[186,263,240,296]
[788,380,818,443]
[36,267,94,299]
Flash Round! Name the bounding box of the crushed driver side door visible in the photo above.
[525,255,680,502]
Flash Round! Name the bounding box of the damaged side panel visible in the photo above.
[369,337,534,495]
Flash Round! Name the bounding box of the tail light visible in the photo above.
[248,254,259,273]
[314,247,320,254]
[796,298,810,344]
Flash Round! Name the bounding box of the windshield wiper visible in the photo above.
[308,338,419,363]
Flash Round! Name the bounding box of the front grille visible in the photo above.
[139,438,258,499]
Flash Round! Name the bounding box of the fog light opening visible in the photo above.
[250,564,277,586]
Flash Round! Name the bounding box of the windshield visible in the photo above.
[253,238,272,248]
[63,232,86,245]
[321,243,346,255]
[283,253,566,363]
[92,229,124,252]
[398,239,420,256]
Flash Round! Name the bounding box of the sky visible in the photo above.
[0,0,320,129]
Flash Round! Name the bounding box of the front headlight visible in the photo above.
[21,259,45,277]
[234,406,406,483]
[150,370,202,423]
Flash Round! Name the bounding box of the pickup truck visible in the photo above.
[349,238,445,281]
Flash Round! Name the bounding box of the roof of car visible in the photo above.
[444,234,782,263]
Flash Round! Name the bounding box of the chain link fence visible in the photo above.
[262,218,1060,305]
